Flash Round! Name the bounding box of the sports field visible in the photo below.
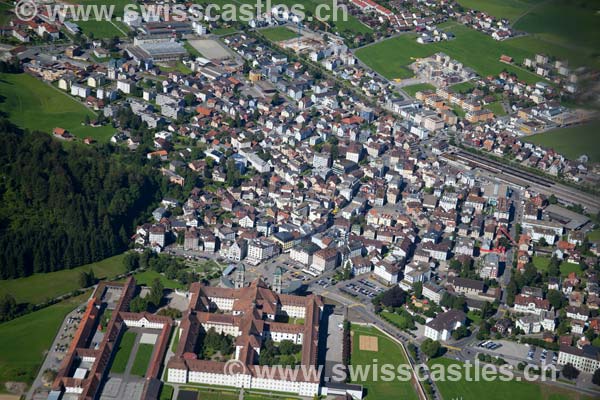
[358,334,378,351]
[0,292,90,390]
[523,121,600,163]
[77,20,128,38]
[350,325,419,400]
[67,0,130,38]
[0,73,115,142]
[428,358,593,400]
[0,254,126,305]
[260,27,299,42]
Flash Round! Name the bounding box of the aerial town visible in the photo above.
[0,1,599,400]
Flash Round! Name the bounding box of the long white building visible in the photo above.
[557,345,600,373]
[166,279,323,397]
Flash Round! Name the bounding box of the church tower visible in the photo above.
[273,266,283,294]
[235,264,245,289]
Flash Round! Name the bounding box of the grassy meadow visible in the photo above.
[0,292,90,390]
[523,121,600,163]
[0,73,115,142]
[0,254,126,305]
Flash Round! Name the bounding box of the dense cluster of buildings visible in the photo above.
[4,0,600,395]
[455,8,513,40]
[166,277,323,396]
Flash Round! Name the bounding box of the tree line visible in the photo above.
[0,119,162,279]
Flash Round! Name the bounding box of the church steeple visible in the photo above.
[235,264,246,289]
[273,266,283,294]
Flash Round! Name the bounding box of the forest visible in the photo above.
[0,118,162,279]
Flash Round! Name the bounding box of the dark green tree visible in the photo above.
[592,368,600,386]
[561,363,580,380]
[421,339,441,358]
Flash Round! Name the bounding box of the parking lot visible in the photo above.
[314,276,337,289]
[53,312,84,353]
[340,277,385,300]
[472,339,558,367]
[30,303,88,400]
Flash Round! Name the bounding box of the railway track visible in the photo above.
[443,149,600,213]
[451,150,555,187]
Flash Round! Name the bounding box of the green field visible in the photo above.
[244,393,300,400]
[505,35,599,70]
[467,310,482,325]
[450,80,476,93]
[0,2,12,26]
[328,7,373,35]
[380,310,415,330]
[355,23,548,83]
[158,61,193,74]
[457,0,542,21]
[350,325,419,400]
[211,27,239,36]
[131,270,185,290]
[179,386,238,400]
[178,386,300,400]
[66,0,130,38]
[0,292,90,390]
[531,256,583,277]
[588,229,600,242]
[402,83,436,98]
[260,27,299,42]
[0,254,126,305]
[160,384,174,400]
[452,105,466,118]
[171,328,180,352]
[130,343,154,377]
[523,121,600,163]
[0,73,115,141]
[429,358,593,400]
[262,0,372,35]
[77,20,128,39]
[513,0,600,57]
[197,0,370,35]
[110,330,137,374]
[487,101,507,116]
[456,0,599,68]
